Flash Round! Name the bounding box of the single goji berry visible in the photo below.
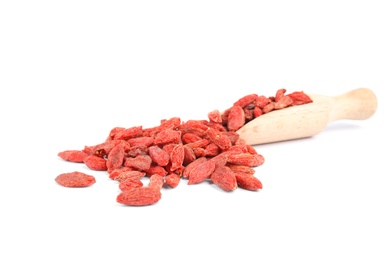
[233,93,258,108]
[206,127,231,151]
[262,102,275,113]
[148,145,170,166]
[114,170,145,182]
[83,155,108,171]
[275,88,286,102]
[182,156,208,179]
[126,145,149,157]
[144,165,168,177]
[124,154,152,171]
[113,126,143,140]
[127,136,155,147]
[119,178,143,191]
[287,91,313,104]
[183,145,196,165]
[254,95,270,108]
[235,172,263,191]
[210,165,237,191]
[253,106,263,118]
[58,150,88,163]
[170,144,185,171]
[185,138,210,149]
[154,129,182,145]
[108,167,133,179]
[227,153,265,167]
[208,109,223,124]
[182,133,202,144]
[227,105,246,131]
[148,174,164,190]
[55,171,96,188]
[275,95,294,110]
[187,160,216,185]
[227,164,256,175]
[165,173,180,188]
[117,187,162,206]
[106,143,125,172]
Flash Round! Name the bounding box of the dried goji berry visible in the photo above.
[206,127,231,151]
[187,160,216,185]
[227,164,256,175]
[185,138,210,149]
[126,145,149,157]
[182,156,208,179]
[182,133,202,144]
[275,95,294,110]
[148,174,164,190]
[287,91,313,104]
[183,145,196,165]
[108,167,133,179]
[117,187,162,206]
[210,165,237,191]
[262,102,275,113]
[170,144,185,171]
[114,170,145,182]
[165,173,180,188]
[83,155,108,171]
[119,178,143,191]
[154,129,182,145]
[148,145,170,166]
[254,95,270,108]
[127,136,155,147]
[106,143,125,172]
[253,106,263,118]
[58,150,88,163]
[124,154,152,171]
[144,165,168,177]
[235,172,263,191]
[204,143,220,157]
[227,105,246,131]
[208,109,223,123]
[227,153,265,167]
[275,88,286,102]
[91,140,122,157]
[113,126,143,140]
[233,93,258,108]
[55,171,96,188]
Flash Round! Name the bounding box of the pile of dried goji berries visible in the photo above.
[56,89,312,206]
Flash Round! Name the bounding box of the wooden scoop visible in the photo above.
[236,88,378,145]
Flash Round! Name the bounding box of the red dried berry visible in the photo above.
[55,171,96,188]
[170,144,185,171]
[119,178,143,191]
[210,165,237,191]
[227,153,265,167]
[106,144,125,172]
[148,174,164,190]
[117,187,162,206]
[188,160,216,185]
[58,150,88,163]
[148,145,170,166]
[235,172,263,191]
[83,155,108,171]
[227,105,246,131]
[165,173,181,188]
[124,154,152,171]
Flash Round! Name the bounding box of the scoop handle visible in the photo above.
[236,88,378,145]
[328,87,378,122]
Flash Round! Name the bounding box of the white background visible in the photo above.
[1,1,389,259]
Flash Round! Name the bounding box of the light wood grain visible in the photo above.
[236,88,377,145]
